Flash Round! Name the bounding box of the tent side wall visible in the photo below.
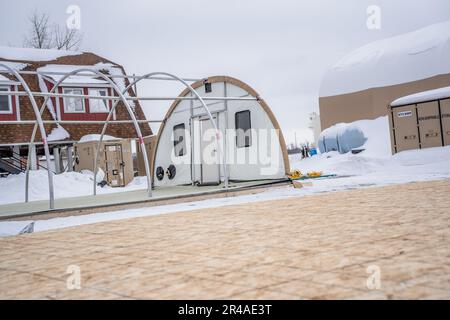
[152,76,290,187]
[319,73,450,131]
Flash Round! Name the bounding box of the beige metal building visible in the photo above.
[74,139,134,187]
[389,87,450,154]
[319,20,450,131]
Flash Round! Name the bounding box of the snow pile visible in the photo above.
[47,125,70,141]
[391,86,450,106]
[320,20,450,97]
[0,46,81,62]
[79,134,119,143]
[0,170,147,205]
[318,116,390,156]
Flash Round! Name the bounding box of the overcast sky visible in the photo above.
[1,0,449,145]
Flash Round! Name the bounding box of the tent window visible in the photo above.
[0,86,12,114]
[173,123,186,157]
[235,110,252,148]
[205,82,212,93]
[63,88,85,113]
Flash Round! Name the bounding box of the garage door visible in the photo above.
[417,101,442,149]
[392,105,420,152]
[441,99,450,146]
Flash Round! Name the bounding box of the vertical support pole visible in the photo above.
[223,82,229,189]
[67,146,73,172]
[30,144,37,170]
[53,147,61,174]
[190,91,195,185]
[12,146,20,170]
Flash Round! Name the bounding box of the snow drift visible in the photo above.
[318,116,390,155]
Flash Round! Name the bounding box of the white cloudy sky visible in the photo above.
[1,0,449,145]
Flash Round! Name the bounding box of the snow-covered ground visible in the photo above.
[1,116,450,237]
[0,170,148,205]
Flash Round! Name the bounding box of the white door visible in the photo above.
[200,117,220,185]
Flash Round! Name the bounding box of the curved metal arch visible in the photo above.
[25,68,152,200]
[92,71,229,196]
[0,63,55,209]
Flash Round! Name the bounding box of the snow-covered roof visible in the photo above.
[0,46,81,62]
[320,20,450,97]
[391,86,450,106]
[38,64,110,86]
[0,74,20,85]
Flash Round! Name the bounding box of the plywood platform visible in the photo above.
[1,179,450,299]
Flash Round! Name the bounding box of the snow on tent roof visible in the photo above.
[320,20,450,98]
[0,46,81,62]
[391,86,450,106]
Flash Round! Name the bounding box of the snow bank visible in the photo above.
[0,170,147,205]
[391,86,450,106]
[320,20,450,97]
[318,116,391,156]
[79,134,119,143]
[0,46,81,62]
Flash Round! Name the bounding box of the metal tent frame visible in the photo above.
[0,66,259,210]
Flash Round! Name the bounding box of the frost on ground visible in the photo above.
[1,116,450,237]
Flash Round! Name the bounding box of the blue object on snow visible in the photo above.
[310,148,317,156]
[318,125,367,154]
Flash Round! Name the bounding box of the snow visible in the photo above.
[0,46,81,62]
[36,63,136,110]
[0,75,11,82]
[47,125,70,141]
[0,61,29,71]
[0,170,147,206]
[318,116,391,155]
[1,117,450,237]
[320,20,450,97]
[37,64,110,85]
[2,144,450,237]
[391,86,450,106]
[79,134,119,143]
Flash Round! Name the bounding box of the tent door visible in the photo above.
[104,144,125,187]
[199,116,220,185]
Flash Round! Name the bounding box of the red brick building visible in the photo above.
[0,47,152,173]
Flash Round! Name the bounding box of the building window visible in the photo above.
[173,123,186,157]
[205,82,212,93]
[0,86,12,114]
[235,110,252,148]
[89,88,109,113]
[63,88,85,113]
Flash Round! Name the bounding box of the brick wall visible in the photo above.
[0,52,152,145]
